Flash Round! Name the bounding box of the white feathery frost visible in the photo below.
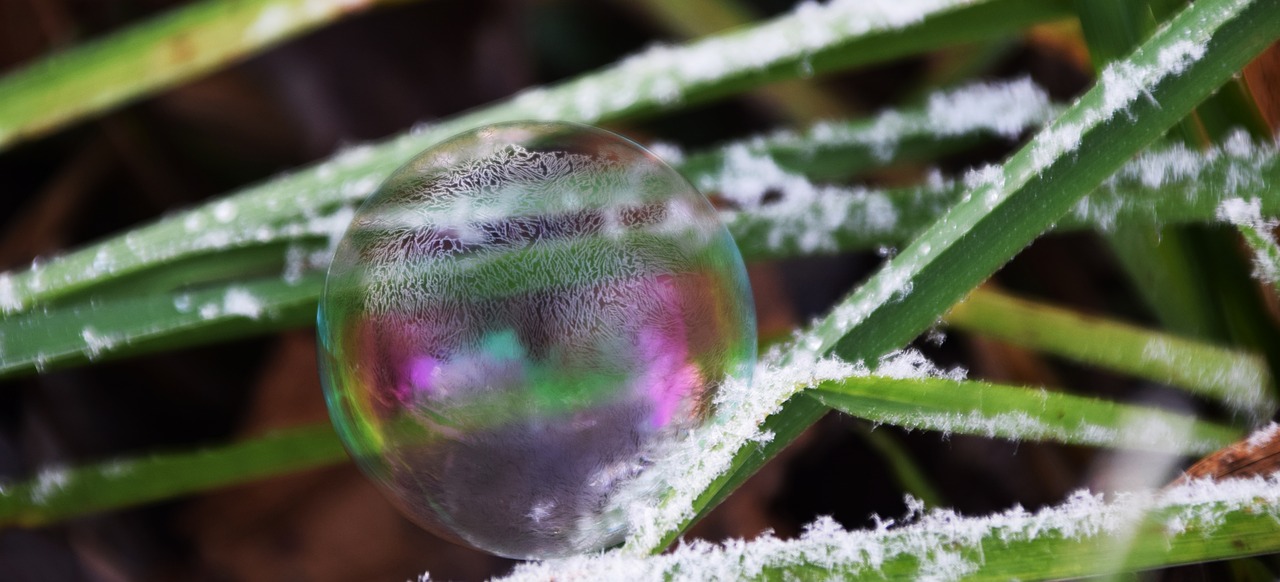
[497,472,1280,581]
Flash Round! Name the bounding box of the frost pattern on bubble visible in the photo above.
[317,122,756,559]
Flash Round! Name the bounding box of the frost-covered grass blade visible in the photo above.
[0,275,319,377]
[502,472,1280,581]
[677,77,1058,184]
[812,376,1241,454]
[946,288,1276,419]
[0,425,343,527]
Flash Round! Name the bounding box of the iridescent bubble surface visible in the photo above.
[317,122,755,559]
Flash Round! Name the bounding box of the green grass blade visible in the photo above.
[1073,0,1224,340]
[501,472,1280,580]
[7,136,1280,378]
[812,376,1241,454]
[679,78,1059,185]
[945,288,1276,418]
[0,425,344,527]
[629,0,847,122]
[0,0,1073,314]
[1074,136,1280,228]
[645,0,1280,553]
[0,274,320,377]
[723,134,1280,259]
[0,360,1237,527]
[0,0,413,151]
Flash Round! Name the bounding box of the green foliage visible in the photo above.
[3,0,1280,577]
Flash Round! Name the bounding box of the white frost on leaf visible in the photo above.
[1245,421,1280,449]
[1075,133,1278,232]
[244,0,371,42]
[1217,197,1280,285]
[1032,39,1206,174]
[855,383,1221,455]
[30,467,69,504]
[0,273,18,313]
[646,142,685,165]
[706,145,953,254]
[510,0,972,120]
[80,326,119,359]
[921,78,1053,139]
[221,287,265,319]
[716,78,1054,163]
[497,473,1280,582]
[1140,335,1273,419]
[614,345,962,554]
[245,4,293,42]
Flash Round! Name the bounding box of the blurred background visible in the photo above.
[0,0,1273,580]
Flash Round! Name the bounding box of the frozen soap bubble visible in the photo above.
[317,122,755,559]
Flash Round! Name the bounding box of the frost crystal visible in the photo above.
[1217,197,1280,284]
[1031,37,1207,174]
[221,287,265,319]
[0,273,18,313]
[1245,421,1280,449]
[80,326,118,359]
[31,467,69,504]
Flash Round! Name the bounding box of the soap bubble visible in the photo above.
[317,122,755,559]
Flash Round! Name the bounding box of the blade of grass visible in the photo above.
[500,473,1280,580]
[7,134,1280,378]
[644,0,1280,553]
[627,0,848,122]
[0,274,320,377]
[0,424,344,528]
[713,131,1280,259]
[0,0,415,151]
[945,287,1276,418]
[6,135,1280,378]
[0,364,1237,526]
[679,77,1058,184]
[0,0,1074,314]
[811,376,1240,454]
